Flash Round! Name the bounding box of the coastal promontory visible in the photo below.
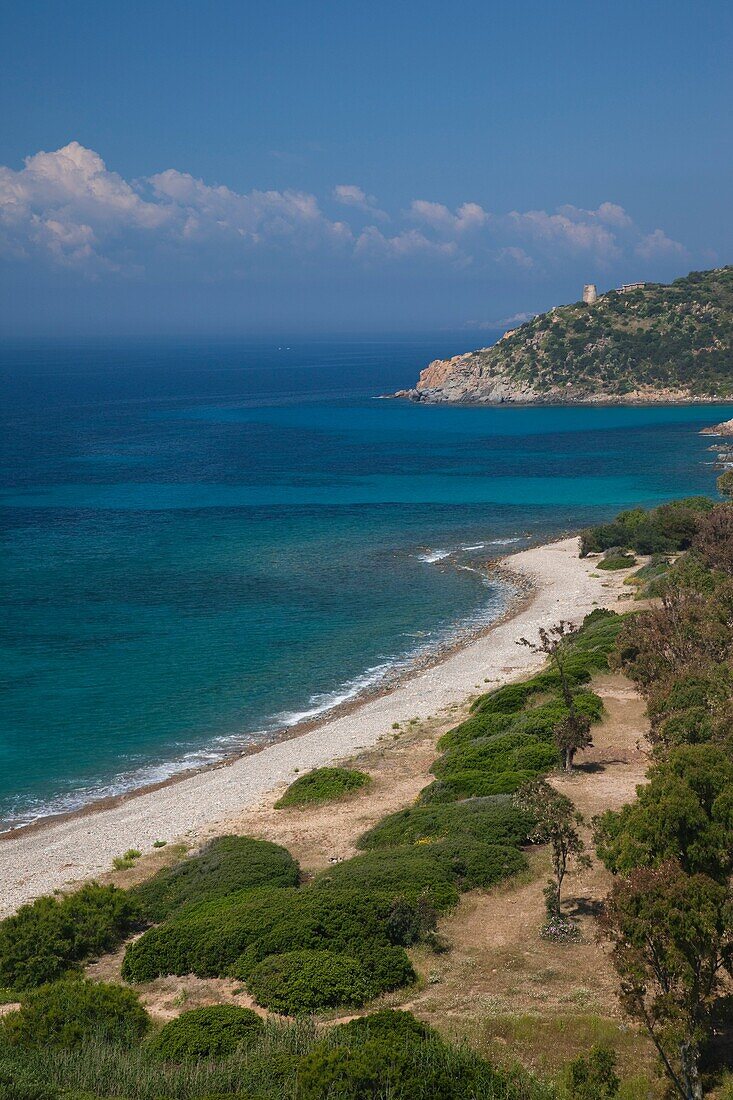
[398,266,733,404]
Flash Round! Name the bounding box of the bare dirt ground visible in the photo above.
[87,713,450,1018]
[89,669,655,1080]
[396,671,657,1081]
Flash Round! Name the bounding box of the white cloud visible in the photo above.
[497,246,534,269]
[332,184,388,222]
[0,142,693,286]
[635,228,687,260]
[507,206,620,261]
[596,202,633,228]
[355,225,458,260]
[410,199,488,233]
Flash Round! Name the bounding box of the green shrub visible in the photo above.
[131,835,299,922]
[112,849,141,871]
[313,848,459,909]
[122,887,409,984]
[275,768,371,808]
[314,839,525,900]
[655,706,714,746]
[418,770,534,804]
[0,884,139,991]
[561,1044,620,1098]
[147,1004,264,1059]
[247,949,373,1014]
[333,1008,430,1042]
[597,553,637,571]
[295,1027,508,1099]
[2,980,149,1049]
[433,732,538,777]
[357,797,532,851]
[647,669,731,720]
[580,499,713,557]
[471,682,537,715]
[437,712,514,751]
[507,741,559,772]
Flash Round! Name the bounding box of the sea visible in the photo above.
[1,334,731,830]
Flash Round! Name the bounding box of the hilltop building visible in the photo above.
[620,282,646,292]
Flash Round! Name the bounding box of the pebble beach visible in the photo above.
[0,536,624,916]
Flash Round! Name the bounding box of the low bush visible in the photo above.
[357,797,532,851]
[0,884,139,991]
[295,1025,510,1100]
[333,1008,430,1042]
[470,681,538,716]
[580,499,714,557]
[654,706,714,746]
[246,950,372,1014]
[313,848,460,910]
[229,942,415,1006]
[418,769,534,804]
[597,553,637,571]
[147,1004,264,1060]
[433,732,538,777]
[518,693,604,737]
[122,887,411,984]
[314,839,525,901]
[561,1043,620,1099]
[275,767,371,808]
[132,835,299,922]
[436,712,514,751]
[507,741,559,772]
[2,980,149,1049]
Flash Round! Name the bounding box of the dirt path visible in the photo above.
[90,668,651,1043]
[398,671,653,1076]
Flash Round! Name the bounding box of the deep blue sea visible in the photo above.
[1,335,730,829]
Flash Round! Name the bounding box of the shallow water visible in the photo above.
[1,336,729,827]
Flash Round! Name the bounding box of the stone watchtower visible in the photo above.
[583,283,598,305]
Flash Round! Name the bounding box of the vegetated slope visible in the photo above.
[400,267,733,404]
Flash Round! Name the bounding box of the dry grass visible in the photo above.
[88,660,665,1091]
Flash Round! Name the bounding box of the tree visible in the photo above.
[518,622,576,709]
[594,743,733,882]
[599,862,733,1100]
[693,502,733,575]
[716,470,733,499]
[562,1045,619,1099]
[554,711,593,772]
[514,780,590,938]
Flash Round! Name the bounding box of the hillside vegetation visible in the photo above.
[4,505,733,1095]
[402,267,733,403]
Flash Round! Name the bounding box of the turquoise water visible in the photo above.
[1,337,729,828]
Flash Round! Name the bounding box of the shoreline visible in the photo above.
[0,563,528,841]
[0,535,624,916]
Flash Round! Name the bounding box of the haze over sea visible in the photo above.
[1,336,730,829]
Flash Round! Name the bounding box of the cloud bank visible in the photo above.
[0,142,690,288]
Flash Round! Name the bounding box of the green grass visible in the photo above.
[452,1014,661,1097]
[112,849,142,871]
[0,1015,555,1100]
[274,766,371,808]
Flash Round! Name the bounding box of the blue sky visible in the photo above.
[1,0,731,335]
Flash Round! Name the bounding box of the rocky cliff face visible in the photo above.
[396,266,733,405]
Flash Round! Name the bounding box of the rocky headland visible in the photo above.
[395,266,733,405]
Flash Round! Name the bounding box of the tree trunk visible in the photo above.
[679,1041,703,1100]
